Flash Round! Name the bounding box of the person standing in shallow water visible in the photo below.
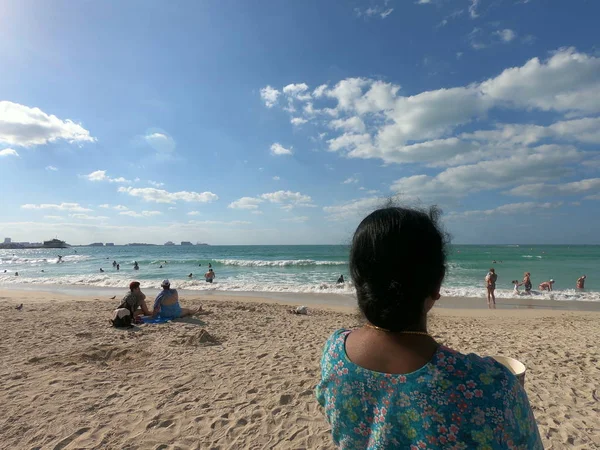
[577,275,586,289]
[485,268,497,308]
[316,207,542,449]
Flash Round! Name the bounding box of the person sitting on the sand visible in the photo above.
[539,279,555,291]
[577,275,586,289]
[121,281,153,317]
[152,279,203,318]
[316,206,543,449]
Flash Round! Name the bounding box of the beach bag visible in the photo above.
[111,301,134,328]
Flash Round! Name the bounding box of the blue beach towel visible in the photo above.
[141,316,172,324]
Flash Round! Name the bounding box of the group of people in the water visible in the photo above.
[98,259,217,283]
[485,268,587,307]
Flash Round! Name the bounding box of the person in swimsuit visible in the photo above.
[539,279,555,291]
[315,207,543,449]
[152,279,204,318]
[485,268,497,308]
[577,275,586,289]
[523,272,532,294]
[205,268,215,283]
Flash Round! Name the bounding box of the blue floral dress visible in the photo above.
[316,329,543,450]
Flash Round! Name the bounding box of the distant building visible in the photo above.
[181,241,193,246]
[105,243,115,246]
[3,238,11,244]
[89,243,104,247]
[164,241,175,246]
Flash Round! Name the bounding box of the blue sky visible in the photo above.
[1,0,599,245]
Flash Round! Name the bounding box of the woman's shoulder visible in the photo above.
[436,346,516,386]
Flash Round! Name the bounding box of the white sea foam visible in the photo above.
[214,259,346,267]
[1,275,599,302]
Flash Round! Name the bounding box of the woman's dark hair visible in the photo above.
[350,206,448,332]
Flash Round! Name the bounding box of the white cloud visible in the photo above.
[479,48,600,114]
[273,176,280,181]
[187,211,201,216]
[69,213,110,221]
[267,49,600,168]
[118,187,218,204]
[469,0,480,18]
[495,29,517,42]
[0,101,95,147]
[45,165,58,171]
[144,132,175,154]
[260,85,281,108]
[390,145,581,200]
[0,148,19,157]
[291,117,308,126]
[228,197,264,210]
[447,202,563,219]
[343,177,359,184]
[323,197,383,221]
[148,180,164,187]
[98,204,128,211]
[281,216,309,223]
[283,83,310,100]
[22,203,92,212]
[43,215,65,221]
[188,220,251,226]
[313,85,328,98]
[260,190,313,207]
[270,143,293,156]
[119,210,162,218]
[84,170,131,184]
[356,6,394,19]
[507,178,600,198]
[330,116,366,133]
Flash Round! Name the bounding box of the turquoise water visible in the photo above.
[0,245,598,302]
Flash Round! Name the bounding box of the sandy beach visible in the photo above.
[1,289,599,450]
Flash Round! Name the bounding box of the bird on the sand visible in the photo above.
[15,304,23,311]
[110,295,116,300]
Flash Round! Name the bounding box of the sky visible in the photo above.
[1,0,599,245]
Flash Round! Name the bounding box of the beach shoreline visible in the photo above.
[3,284,600,312]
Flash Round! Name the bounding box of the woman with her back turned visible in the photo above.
[316,207,542,449]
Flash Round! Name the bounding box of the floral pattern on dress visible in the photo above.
[316,329,543,450]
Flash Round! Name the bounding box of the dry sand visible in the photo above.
[1,289,599,449]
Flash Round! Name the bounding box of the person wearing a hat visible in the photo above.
[152,279,203,319]
[539,279,555,291]
[121,281,154,317]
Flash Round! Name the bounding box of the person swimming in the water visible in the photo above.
[337,275,344,284]
[188,273,193,278]
[112,260,117,267]
[100,268,104,273]
[133,261,139,270]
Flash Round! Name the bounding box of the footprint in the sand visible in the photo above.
[51,427,90,450]
[279,394,293,405]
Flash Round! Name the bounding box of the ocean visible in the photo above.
[0,245,598,302]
